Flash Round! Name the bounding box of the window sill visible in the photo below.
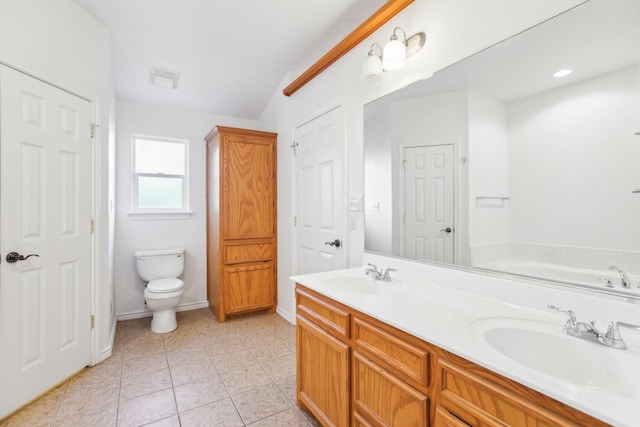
[128,211,193,220]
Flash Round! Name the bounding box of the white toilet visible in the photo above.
[134,248,186,333]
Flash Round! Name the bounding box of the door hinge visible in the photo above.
[293,216,297,227]
[90,315,95,329]
[90,219,95,234]
[90,123,100,139]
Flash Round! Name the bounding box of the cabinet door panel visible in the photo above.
[353,352,428,427]
[223,134,274,240]
[223,263,274,313]
[297,315,350,427]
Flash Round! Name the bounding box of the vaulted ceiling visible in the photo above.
[74,0,387,119]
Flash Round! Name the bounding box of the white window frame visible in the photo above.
[129,134,192,219]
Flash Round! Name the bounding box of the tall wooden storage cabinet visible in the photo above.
[205,126,277,322]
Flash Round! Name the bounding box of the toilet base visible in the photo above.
[150,309,178,333]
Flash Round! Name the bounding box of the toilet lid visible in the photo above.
[147,278,184,293]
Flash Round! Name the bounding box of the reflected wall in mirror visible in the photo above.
[364,0,640,296]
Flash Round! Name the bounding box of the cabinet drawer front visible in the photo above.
[224,242,273,264]
[438,359,575,427]
[434,407,470,427]
[223,263,274,313]
[296,287,350,339]
[354,318,429,388]
[353,352,429,427]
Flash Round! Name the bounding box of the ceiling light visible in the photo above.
[553,69,572,78]
[150,66,180,89]
[362,43,383,82]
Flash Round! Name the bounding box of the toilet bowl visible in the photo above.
[134,249,186,333]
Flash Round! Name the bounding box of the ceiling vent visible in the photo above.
[149,66,179,89]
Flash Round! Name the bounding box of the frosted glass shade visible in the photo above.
[382,38,406,71]
[362,54,383,81]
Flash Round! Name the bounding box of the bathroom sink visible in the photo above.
[469,317,640,399]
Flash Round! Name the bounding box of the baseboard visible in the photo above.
[276,305,296,325]
[116,300,209,321]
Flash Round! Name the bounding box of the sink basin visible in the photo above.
[469,317,640,399]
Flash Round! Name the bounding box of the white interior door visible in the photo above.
[294,106,346,274]
[402,144,455,263]
[0,65,92,418]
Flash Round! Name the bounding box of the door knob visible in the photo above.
[5,252,40,263]
[324,239,342,248]
[440,227,453,233]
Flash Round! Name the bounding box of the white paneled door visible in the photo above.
[0,65,92,418]
[294,106,346,274]
[402,145,455,263]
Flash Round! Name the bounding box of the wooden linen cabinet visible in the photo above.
[205,126,277,322]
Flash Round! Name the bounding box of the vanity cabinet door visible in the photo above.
[297,315,350,427]
[222,262,274,314]
[353,352,428,427]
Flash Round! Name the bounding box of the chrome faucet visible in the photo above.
[365,263,396,282]
[548,304,640,349]
[608,265,631,288]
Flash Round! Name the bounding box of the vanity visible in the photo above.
[293,257,640,426]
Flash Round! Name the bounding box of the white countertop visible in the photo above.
[291,261,640,427]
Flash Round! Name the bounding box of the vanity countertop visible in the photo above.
[291,263,640,427]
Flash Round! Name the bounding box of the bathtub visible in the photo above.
[474,260,640,298]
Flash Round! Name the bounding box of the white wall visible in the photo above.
[114,100,263,318]
[0,0,115,364]
[260,0,585,321]
[508,66,640,251]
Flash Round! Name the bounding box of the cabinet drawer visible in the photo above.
[296,286,350,340]
[354,317,430,388]
[438,359,574,427]
[353,352,429,427]
[434,407,470,427]
[224,242,273,264]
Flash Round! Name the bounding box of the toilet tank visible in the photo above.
[134,249,186,282]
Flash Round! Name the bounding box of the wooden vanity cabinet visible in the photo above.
[295,284,609,427]
[206,126,277,322]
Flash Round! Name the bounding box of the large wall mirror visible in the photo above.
[364,0,640,297]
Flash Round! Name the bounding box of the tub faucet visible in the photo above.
[608,265,631,288]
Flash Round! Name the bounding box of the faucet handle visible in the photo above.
[382,268,397,281]
[365,263,379,275]
[603,321,640,349]
[547,304,578,332]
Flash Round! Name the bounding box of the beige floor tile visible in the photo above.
[169,358,217,386]
[211,349,257,373]
[0,382,67,427]
[276,375,297,404]
[246,340,292,363]
[236,330,281,347]
[123,338,166,360]
[260,353,297,381]
[117,388,176,427]
[179,398,243,427]
[232,382,292,424]
[122,352,168,378]
[203,336,245,355]
[58,381,119,416]
[119,367,172,401]
[219,364,273,395]
[51,404,117,427]
[247,407,310,426]
[165,345,210,367]
[174,375,229,412]
[143,414,181,426]
[163,334,203,353]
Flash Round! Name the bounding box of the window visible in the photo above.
[132,135,189,215]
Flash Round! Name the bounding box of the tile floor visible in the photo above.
[0,309,321,427]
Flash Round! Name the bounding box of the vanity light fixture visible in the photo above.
[363,26,426,81]
[362,43,384,82]
[553,69,572,78]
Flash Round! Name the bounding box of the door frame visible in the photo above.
[398,141,458,263]
[0,61,98,363]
